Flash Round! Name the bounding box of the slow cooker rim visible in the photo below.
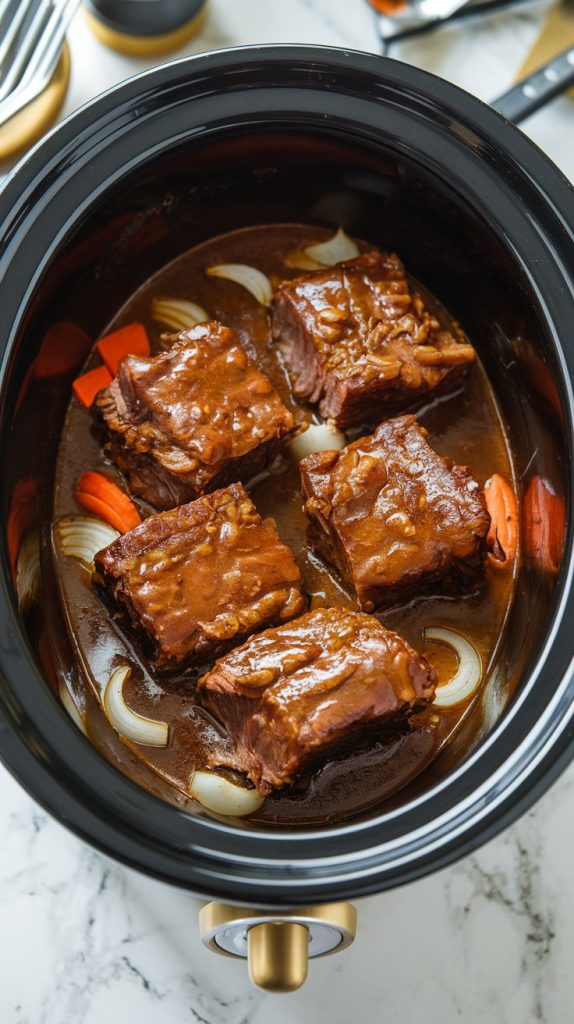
[1,45,573,901]
[2,42,574,209]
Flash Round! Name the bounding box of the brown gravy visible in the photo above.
[51,224,517,826]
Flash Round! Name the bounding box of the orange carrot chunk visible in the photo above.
[34,321,92,379]
[96,323,150,376]
[7,477,38,581]
[73,366,113,408]
[75,471,141,534]
[368,0,408,12]
[523,476,564,574]
[484,474,518,568]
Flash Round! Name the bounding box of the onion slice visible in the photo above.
[284,249,322,271]
[189,769,265,817]
[206,264,272,306]
[304,227,359,266]
[53,515,119,571]
[424,626,482,708]
[289,422,347,461]
[151,296,209,332]
[59,680,87,735]
[103,665,169,747]
[16,531,41,613]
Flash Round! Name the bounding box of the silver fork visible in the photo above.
[0,0,40,76]
[0,0,81,127]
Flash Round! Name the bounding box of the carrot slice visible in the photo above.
[484,474,518,568]
[7,477,38,581]
[75,471,141,534]
[523,476,564,574]
[34,321,92,379]
[367,0,408,12]
[73,366,113,408]
[96,323,150,376]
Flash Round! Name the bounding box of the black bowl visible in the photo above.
[0,46,573,905]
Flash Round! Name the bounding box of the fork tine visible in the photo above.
[0,0,39,69]
[0,0,51,104]
[0,0,18,26]
[0,0,80,127]
[18,0,80,92]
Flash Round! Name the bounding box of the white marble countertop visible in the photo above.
[1,1,574,1021]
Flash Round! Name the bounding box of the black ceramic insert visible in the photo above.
[0,47,573,904]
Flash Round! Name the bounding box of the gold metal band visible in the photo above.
[84,4,208,58]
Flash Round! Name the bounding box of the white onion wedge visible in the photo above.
[424,626,482,708]
[289,422,347,462]
[103,665,169,747]
[59,680,87,735]
[206,264,272,306]
[189,769,265,817]
[53,515,119,571]
[284,249,322,271]
[16,531,40,613]
[304,227,359,266]
[151,296,209,332]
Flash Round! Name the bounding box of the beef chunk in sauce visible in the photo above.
[94,483,305,673]
[198,606,437,792]
[301,415,490,611]
[271,251,475,428]
[96,322,294,510]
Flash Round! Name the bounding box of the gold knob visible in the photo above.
[199,901,356,992]
[247,921,309,993]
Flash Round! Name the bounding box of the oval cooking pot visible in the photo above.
[0,45,573,987]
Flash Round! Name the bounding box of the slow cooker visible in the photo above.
[0,46,573,991]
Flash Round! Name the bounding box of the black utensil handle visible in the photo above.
[493,45,574,123]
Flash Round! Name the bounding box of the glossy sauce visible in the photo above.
[52,225,518,826]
